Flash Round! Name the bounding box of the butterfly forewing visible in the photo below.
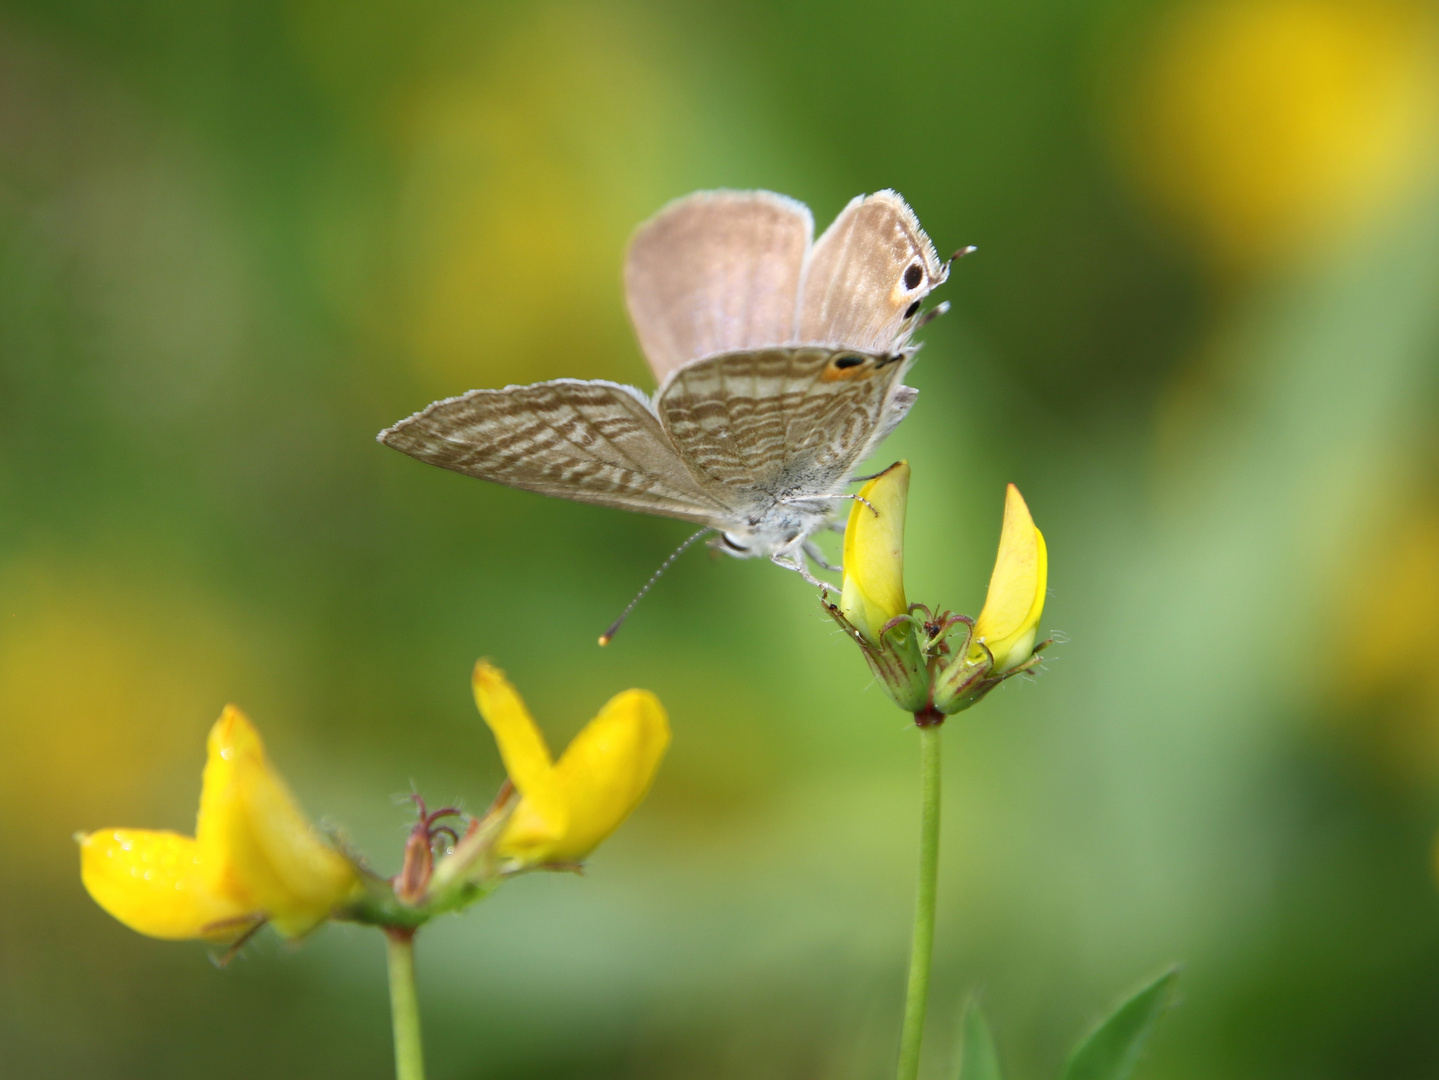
[657,347,912,503]
[378,379,727,525]
[798,190,948,353]
[625,191,814,386]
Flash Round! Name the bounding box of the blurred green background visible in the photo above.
[4,0,1439,1076]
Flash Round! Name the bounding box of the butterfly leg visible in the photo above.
[802,540,841,573]
[770,551,835,590]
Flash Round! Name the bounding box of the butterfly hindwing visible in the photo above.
[378,379,727,525]
[657,346,913,504]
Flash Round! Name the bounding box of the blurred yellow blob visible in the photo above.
[0,563,242,864]
[1128,0,1439,268]
[1331,505,1439,785]
[79,707,361,941]
[472,661,670,866]
[840,461,910,643]
[395,9,692,389]
[973,485,1048,673]
[1341,511,1439,695]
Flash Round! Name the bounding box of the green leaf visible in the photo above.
[955,998,1003,1080]
[1059,968,1179,1080]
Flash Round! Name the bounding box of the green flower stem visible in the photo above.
[896,721,943,1080]
[385,929,426,1080]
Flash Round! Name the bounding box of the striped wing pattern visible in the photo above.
[656,347,911,504]
[377,379,728,525]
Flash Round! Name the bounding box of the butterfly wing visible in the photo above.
[798,190,949,353]
[378,379,730,526]
[624,190,813,386]
[656,346,915,503]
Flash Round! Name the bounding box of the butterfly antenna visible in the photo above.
[598,527,713,646]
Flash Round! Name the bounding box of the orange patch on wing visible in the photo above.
[820,353,884,382]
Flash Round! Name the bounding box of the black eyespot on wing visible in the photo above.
[904,300,921,319]
[903,263,923,290]
[833,355,865,369]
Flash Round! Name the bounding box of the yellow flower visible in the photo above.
[840,461,910,642]
[972,484,1047,673]
[79,706,361,941]
[472,661,669,866]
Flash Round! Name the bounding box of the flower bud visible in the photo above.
[826,462,931,712]
[840,462,910,643]
[972,484,1047,673]
[932,484,1048,715]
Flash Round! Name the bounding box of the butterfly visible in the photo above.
[378,189,953,590]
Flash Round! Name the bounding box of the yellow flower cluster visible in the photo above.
[832,462,1048,716]
[80,667,671,941]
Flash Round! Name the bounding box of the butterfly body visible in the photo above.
[379,189,951,582]
[658,344,916,563]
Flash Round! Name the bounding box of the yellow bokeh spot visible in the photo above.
[1125,0,1439,269]
[1331,503,1439,786]
[0,560,243,870]
[393,9,696,390]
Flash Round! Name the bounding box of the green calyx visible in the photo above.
[824,598,1050,720]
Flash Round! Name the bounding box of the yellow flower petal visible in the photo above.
[196,706,360,938]
[472,661,568,846]
[840,461,910,642]
[78,829,255,941]
[973,484,1048,672]
[513,689,670,864]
